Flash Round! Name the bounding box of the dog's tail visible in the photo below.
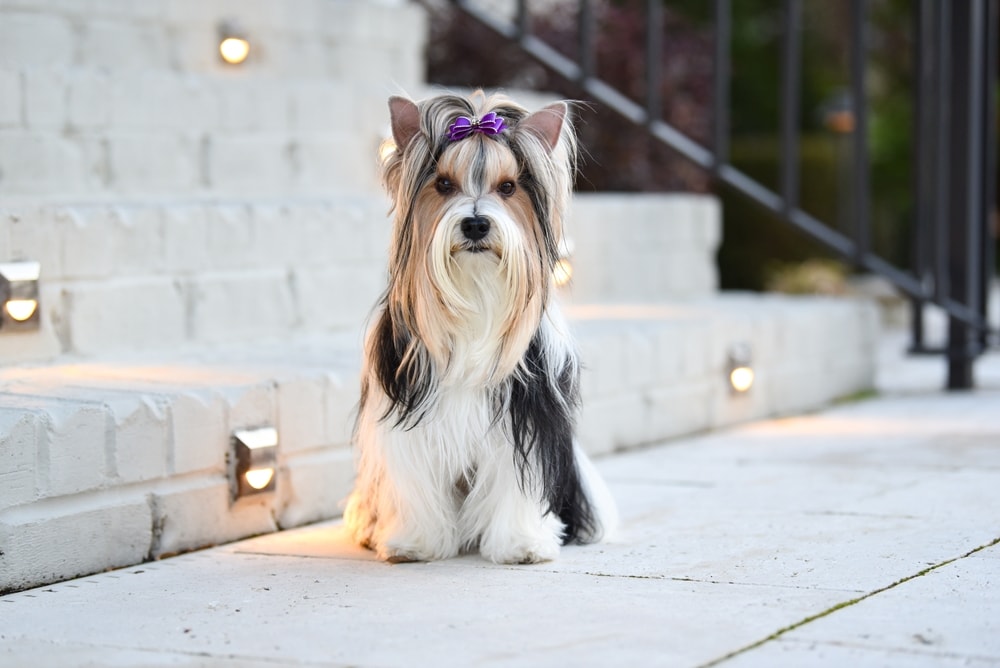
[570,443,619,543]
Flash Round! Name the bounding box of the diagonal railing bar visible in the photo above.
[447,0,998,387]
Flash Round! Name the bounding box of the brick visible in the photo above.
[185,271,296,344]
[225,382,278,435]
[207,134,291,194]
[324,370,360,448]
[290,82,351,134]
[219,80,289,133]
[203,204,255,272]
[57,206,114,279]
[0,130,85,194]
[150,478,277,559]
[65,277,187,355]
[170,392,227,476]
[294,263,382,332]
[0,68,21,126]
[23,67,67,130]
[3,204,63,278]
[67,69,112,129]
[40,400,109,497]
[277,376,327,454]
[0,408,41,509]
[162,204,212,274]
[107,132,200,193]
[0,12,75,67]
[107,205,167,276]
[78,19,170,70]
[0,493,152,592]
[276,448,354,528]
[109,396,170,484]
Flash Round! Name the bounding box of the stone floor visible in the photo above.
[0,333,998,667]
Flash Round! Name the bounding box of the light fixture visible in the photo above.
[727,342,754,393]
[218,20,250,65]
[0,260,41,332]
[232,426,278,499]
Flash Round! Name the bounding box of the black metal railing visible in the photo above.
[449,0,998,390]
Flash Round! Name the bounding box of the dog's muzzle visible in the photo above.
[460,215,491,252]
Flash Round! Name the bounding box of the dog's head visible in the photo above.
[377,91,577,377]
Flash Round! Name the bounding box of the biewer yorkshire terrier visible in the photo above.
[344,91,618,564]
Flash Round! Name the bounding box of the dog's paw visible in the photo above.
[480,532,561,565]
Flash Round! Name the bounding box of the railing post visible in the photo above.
[945,0,988,389]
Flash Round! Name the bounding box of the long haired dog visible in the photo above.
[344,91,618,564]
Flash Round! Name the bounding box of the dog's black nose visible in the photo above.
[461,216,491,241]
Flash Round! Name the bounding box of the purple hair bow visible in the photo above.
[447,112,507,141]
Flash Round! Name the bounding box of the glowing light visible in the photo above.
[219,36,250,64]
[245,467,275,490]
[232,426,278,499]
[553,258,573,287]
[378,139,397,162]
[5,298,38,322]
[729,366,755,393]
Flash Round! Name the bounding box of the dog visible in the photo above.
[343,91,618,564]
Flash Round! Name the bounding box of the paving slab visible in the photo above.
[1,359,998,667]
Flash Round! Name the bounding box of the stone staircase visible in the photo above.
[0,0,877,593]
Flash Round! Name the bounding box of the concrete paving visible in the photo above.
[1,337,998,667]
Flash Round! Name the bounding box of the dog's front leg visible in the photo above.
[355,420,464,563]
[461,439,564,564]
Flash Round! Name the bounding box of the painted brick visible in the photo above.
[0,12,75,67]
[107,205,167,276]
[66,277,187,355]
[150,478,277,559]
[40,400,109,497]
[207,134,291,194]
[185,271,296,344]
[107,132,200,194]
[0,68,21,126]
[23,67,67,130]
[0,408,41,509]
[294,263,382,332]
[170,391,227,476]
[276,448,355,528]
[277,376,327,454]
[0,130,85,194]
[290,82,351,134]
[0,493,152,592]
[78,19,170,70]
[110,396,170,484]
[203,204,255,272]
[225,383,278,436]
[162,204,213,274]
[217,80,282,133]
[3,204,63,278]
[324,370,359,448]
[67,69,112,129]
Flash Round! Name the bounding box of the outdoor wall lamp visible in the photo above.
[218,20,250,65]
[727,342,754,393]
[0,260,41,332]
[232,426,278,499]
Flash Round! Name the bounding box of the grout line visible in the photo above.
[697,536,1000,668]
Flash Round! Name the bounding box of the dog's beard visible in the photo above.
[412,196,546,386]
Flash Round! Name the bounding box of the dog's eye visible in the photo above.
[435,177,455,195]
[498,181,516,197]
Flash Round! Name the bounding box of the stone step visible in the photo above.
[0,293,878,592]
[1,193,722,364]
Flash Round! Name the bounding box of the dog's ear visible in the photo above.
[388,96,421,151]
[518,102,567,153]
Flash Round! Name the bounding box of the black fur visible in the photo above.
[367,305,435,430]
[504,335,596,544]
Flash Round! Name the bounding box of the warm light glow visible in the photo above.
[4,298,37,322]
[219,37,250,64]
[245,467,275,490]
[378,139,397,162]
[553,258,573,287]
[730,366,755,393]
